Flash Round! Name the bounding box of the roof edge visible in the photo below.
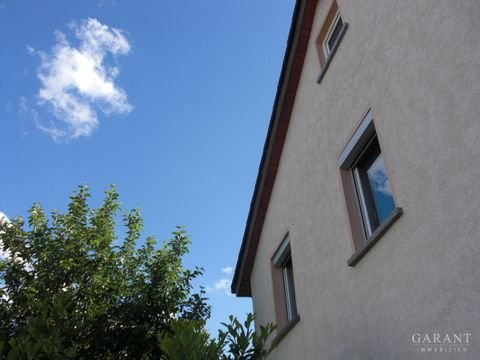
[232,0,318,296]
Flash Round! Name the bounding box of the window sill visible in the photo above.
[273,315,300,345]
[347,207,403,267]
[317,22,349,84]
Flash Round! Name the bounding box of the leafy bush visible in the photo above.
[159,314,275,360]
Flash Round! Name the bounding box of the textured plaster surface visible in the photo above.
[250,0,480,359]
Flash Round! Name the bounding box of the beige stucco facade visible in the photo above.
[243,0,480,358]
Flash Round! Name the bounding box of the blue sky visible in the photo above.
[0,0,295,332]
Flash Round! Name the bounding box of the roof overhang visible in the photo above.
[232,0,318,297]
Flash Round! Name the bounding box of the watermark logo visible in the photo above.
[412,333,471,353]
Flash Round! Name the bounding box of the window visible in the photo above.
[324,13,344,57]
[316,0,349,83]
[338,110,403,266]
[280,254,297,322]
[352,136,395,236]
[271,235,299,339]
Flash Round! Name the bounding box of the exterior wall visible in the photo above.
[250,0,480,359]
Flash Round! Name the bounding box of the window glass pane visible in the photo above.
[366,154,395,224]
[354,137,381,234]
[327,16,343,52]
[282,257,297,321]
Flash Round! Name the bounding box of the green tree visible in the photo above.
[0,185,210,359]
[158,313,276,360]
[0,186,276,359]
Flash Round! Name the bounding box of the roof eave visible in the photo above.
[232,0,318,297]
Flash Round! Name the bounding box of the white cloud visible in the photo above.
[367,155,393,196]
[205,266,234,297]
[214,278,230,291]
[19,97,64,141]
[210,278,234,297]
[33,18,132,141]
[221,266,233,274]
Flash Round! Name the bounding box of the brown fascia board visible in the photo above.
[232,0,317,297]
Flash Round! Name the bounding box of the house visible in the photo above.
[232,0,480,358]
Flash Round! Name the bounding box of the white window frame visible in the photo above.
[323,11,343,57]
[272,235,298,323]
[281,256,296,322]
[351,135,379,237]
[353,167,373,236]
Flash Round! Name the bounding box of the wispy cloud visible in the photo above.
[214,278,230,291]
[29,18,132,141]
[98,0,117,7]
[26,45,35,55]
[221,266,233,275]
[206,266,234,297]
[19,97,62,140]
